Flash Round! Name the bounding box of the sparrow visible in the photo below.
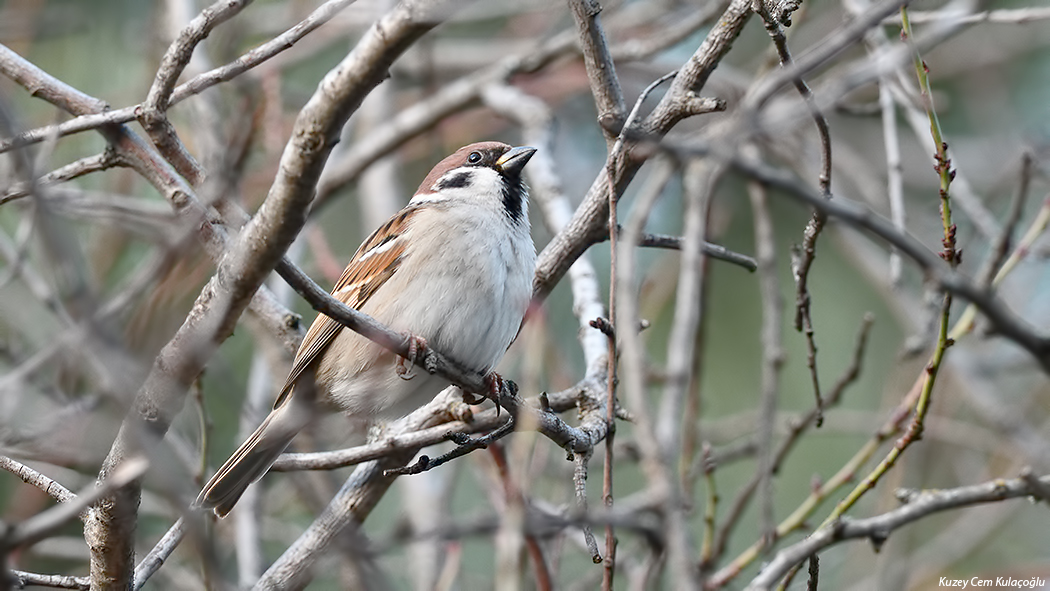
[197,142,537,517]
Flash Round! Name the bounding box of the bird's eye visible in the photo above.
[467,151,482,164]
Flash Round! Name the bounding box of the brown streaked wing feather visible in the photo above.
[272,207,419,409]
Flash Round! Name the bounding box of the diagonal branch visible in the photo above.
[0,455,77,506]
[0,0,360,155]
[665,141,1050,372]
[139,0,256,184]
[83,2,461,588]
[743,473,1050,590]
[532,0,744,302]
[2,457,147,552]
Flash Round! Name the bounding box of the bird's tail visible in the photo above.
[196,399,310,518]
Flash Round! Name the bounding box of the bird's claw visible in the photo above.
[396,334,428,381]
[458,372,505,415]
[483,372,505,416]
[460,390,485,406]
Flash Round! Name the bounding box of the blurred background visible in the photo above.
[1,0,1049,589]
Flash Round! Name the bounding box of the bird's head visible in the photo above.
[413,142,537,224]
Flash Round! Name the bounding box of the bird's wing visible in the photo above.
[272,206,419,410]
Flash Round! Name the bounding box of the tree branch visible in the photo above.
[567,0,626,143]
[744,473,1050,590]
[83,1,458,587]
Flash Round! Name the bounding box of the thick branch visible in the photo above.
[533,0,745,301]
[84,2,456,587]
[567,0,626,142]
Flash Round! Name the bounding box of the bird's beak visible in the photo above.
[496,146,537,176]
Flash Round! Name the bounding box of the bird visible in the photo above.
[196,142,537,517]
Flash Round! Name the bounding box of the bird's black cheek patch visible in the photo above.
[436,171,472,190]
[501,177,525,223]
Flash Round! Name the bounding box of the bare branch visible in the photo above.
[567,0,626,142]
[0,455,77,506]
[534,0,743,301]
[746,175,784,552]
[883,5,1050,25]
[144,0,252,115]
[2,457,147,551]
[597,229,758,272]
[662,141,1050,372]
[645,0,751,134]
[131,519,186,591]
[84,1,460,587]
[8,570,89,590]
[744,473,1050,590]
[314,3,723,212]
[0,0,360,155]
[139,0,255,183]
[0,149,127,204]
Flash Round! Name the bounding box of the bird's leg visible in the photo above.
[396,334,428,380]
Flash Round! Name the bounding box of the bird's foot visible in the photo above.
[396,334,428,381]
[484,371,505,406]
[458,371,503,406]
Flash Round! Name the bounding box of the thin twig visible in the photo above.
[0,149,127,204]
[816,5,961,530]
[754,0,830,424]
[744,473,1050,590]
[747,174,784,553]
[599,70,678,590]
[384,418,516,477]
[533,0,742,304]
[0,455,78,506]
[708,316,876,585]
[0,0,361,155]
[2,457,147,551]
[131,519,186,591]
[599,228,757,271]
[976,153,1031,288]
[140,0,254,184]
[9,570,89,590]
[657,140,1050,371]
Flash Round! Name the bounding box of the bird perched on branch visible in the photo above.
[197,142,537,517]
